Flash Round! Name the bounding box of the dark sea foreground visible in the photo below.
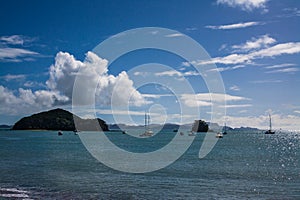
[0,130,299,199]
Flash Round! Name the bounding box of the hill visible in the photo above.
[12,108,109,131]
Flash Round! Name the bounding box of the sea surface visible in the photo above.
[0,129,299,199]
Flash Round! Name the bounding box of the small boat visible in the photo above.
[140,112,153,137]
[188,131,196,136]
[58,131,63,136]
[265,114,275,134]
[73,129,79,135]
[216,132,223,138]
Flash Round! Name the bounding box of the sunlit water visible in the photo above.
[0,130,299,199]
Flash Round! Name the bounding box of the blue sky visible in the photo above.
[0,0,300,130]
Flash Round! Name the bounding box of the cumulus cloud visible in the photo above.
[0,85,68,115]
[0,51,147,116]
[206,21,260,30]
[217,0,268,12]
[47,51,146,107]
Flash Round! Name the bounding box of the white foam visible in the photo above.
[0,187,31,199]
[0,193,29,198]
[0,188,29,193]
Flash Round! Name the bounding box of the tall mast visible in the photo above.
[269,114,272,131]
[145,112,147,130]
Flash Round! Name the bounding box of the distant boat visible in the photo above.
[216,132,223,138]
[58,131,63,136]
[265,114,275,134]
[188,131,196,136]
[140,112,153,137]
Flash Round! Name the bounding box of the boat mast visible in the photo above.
[145,111,147,131]
[269,114,272,131]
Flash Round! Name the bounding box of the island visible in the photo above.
[191,120,209,132]
[12,108,109,131]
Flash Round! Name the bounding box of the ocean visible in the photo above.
[0,130,299,199]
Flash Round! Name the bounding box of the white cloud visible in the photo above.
[96,109,157,116]
[165,33,184,37]
[206,21,260,30]
[198,53,252,65]
[180,93,250,107]
[0,47,39,62]
[1,74,26,81]
[232,35,276,51]
[182,62,191,67]
[47,51,147,107]
[217,0,268,12]
[223,104,252,108]
[0,35,36,45]
[207,65,245,73]
[229,85,240,91]
[250,80,283,84]
[23,81,45,88]
[252,42,300,57]
[154,70,199,77]
[193,42,300,66]
[266,68,299,74]
[0,51,147,116]
[0,85,68,115]
[141,94,173,99]
[185,27,197,31]
[155,70,182,77]
[265,63,296,69]
[281,7,300,18]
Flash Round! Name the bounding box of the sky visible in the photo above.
[0,0,300,130]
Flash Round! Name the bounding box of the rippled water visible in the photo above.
[0,130,299,199]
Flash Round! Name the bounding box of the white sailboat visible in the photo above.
[140,112,153,137]
[265,114,275,134]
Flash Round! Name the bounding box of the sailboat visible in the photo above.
[265,114,275,134]
[223,123,227,135]
[216,132,223,138]
[140,112,153,137]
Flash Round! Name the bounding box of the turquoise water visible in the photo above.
[0,130,299,199]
